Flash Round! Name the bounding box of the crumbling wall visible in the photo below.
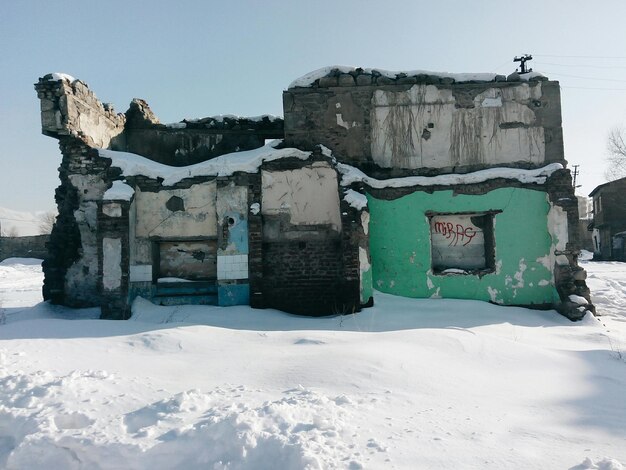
[36,74,126,148]
[284,69,564,176]
[125,100,284,166]
[35,73,284,312]
[43,140,111,307]
[35,76,128,307]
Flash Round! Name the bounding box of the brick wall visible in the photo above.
[261,236,349,315]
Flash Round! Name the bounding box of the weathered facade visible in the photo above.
[589,177,626,260]
[35,66,593,320]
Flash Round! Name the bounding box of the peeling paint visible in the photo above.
[487,286,500,303]
[361,211,370,236]
[359,246,372,303]
[370,83,546,170]
[547,201,570,266]
[261,162,341,230]
[336,114,358,130]
[369,187,558,305]
[481,97,502,107]
[512,258,527,289]
[103,203,122,218]
[135,182,217,238]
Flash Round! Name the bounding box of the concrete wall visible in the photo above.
[0,235,49,262]
[261,162,342,231]
[134,183,218,239]
[368,187,558,306]
[123,175,255,310]
[370,84,546,169]
[284,72,564,175]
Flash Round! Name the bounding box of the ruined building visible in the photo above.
[589,177,626,261]
[34,66,594,320]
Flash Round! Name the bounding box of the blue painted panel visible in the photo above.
[156,281,218,296]
[224,211,248,254]
[155,294,218,306]
[218,283,250,306]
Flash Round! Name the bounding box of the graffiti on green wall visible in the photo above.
[368,187,559,306]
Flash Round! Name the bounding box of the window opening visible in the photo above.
[428,212,496,274]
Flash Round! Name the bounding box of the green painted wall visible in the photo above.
[368,187,559,305]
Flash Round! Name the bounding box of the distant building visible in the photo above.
[576,196,594,252]
[34,67,594,321]
[589,177,626,260]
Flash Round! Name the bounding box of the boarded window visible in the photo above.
[158,240,217,281]
[429,213,495,273]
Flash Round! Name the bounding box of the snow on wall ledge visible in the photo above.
[338,163,564,189]
[46,72,77,83]
[100,141,563,192]
[98,140,311,186]
[103,181,135,201]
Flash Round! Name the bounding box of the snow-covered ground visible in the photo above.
[0,256,624,469]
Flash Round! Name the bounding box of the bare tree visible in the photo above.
[7,226,19,237]
[38,211,57,235]
[606,127,626,181]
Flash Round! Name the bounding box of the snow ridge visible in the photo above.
[98,140,310,186]
[338,162,564,188]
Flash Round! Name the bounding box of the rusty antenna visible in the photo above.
[513,54,533,74]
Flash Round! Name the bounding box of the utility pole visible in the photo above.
[572,164,581,189]
[513,54,533,74]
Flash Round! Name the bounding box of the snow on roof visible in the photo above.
[47,73,77,83]
[288,66,502,88]
[184,114,282,124]
[98,140,311,186]
[338,163,564,189]
[519,71,545,81]
[103,181,135,201]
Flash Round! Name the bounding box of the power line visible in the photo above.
[536,61,626,70]
[534,54,626,59]
[539,71,626,83]
[560,85,626,91]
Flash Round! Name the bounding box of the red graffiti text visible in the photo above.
[433,221,478,246]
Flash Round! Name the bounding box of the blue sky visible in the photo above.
[2,0,626,211]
